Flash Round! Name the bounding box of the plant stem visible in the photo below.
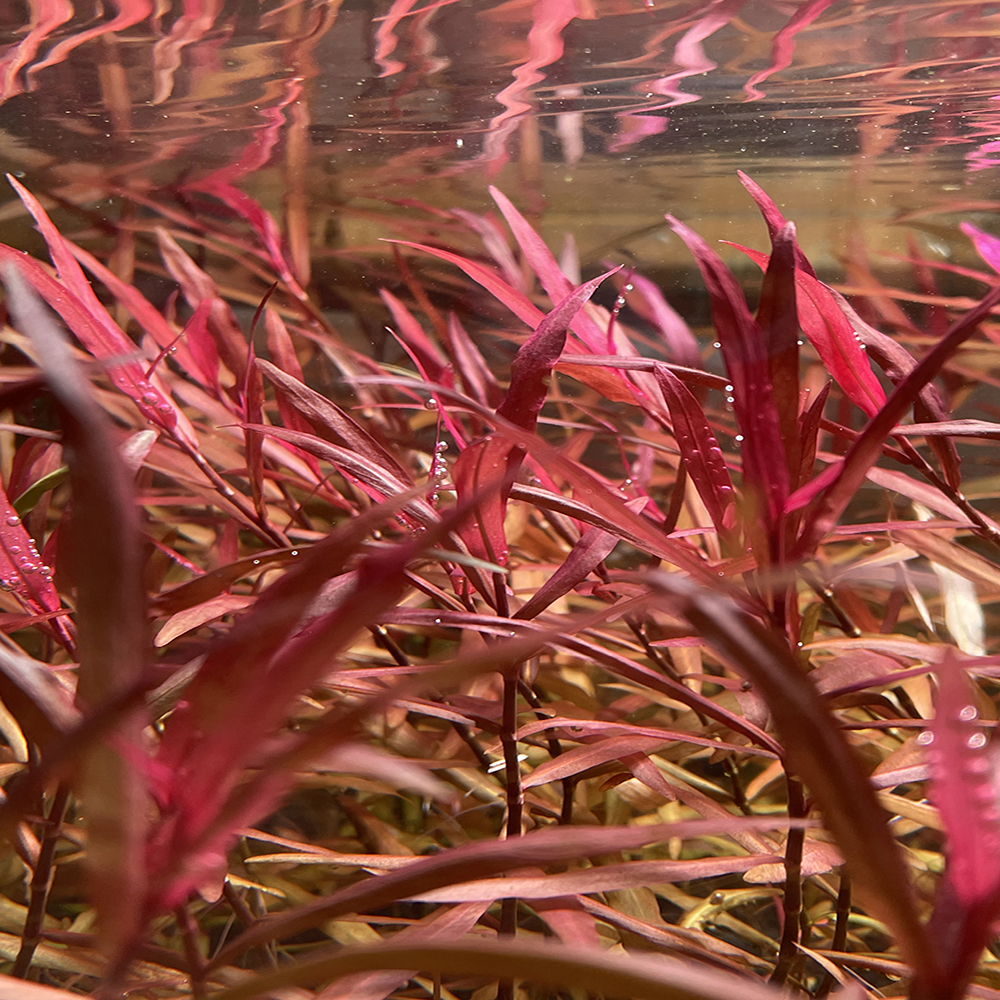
[771,776,806,987]
[12,782,70,978]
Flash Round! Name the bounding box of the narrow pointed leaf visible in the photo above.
[211,937,789,1000]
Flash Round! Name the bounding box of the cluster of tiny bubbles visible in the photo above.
[429,440,449,507]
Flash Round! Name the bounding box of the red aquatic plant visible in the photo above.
[0,161,999,1000]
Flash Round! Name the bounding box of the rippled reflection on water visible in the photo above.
[1,1,1000,278]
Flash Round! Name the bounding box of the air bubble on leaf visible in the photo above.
[252,559,260,566]
[158,403,173,413]
[140,393,158,405]
[434,617,442,625]
[436,441,448,453]
[425,398,438,410]
[968,732,987,749]
[4,515,19,527]
[0,578,16,591]
[19,563,35,573]
[290,550,299,557]
[959,704,978,722]
[38,565,51,578]
[9,546,20,555]
[917,730,935,746]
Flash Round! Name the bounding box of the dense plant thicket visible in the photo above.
[0,168,998,1000]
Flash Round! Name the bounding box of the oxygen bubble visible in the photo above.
[8,546,19,555]
[158,403,173,413]
[19,563,35,573]
[425,398,438,410]
[0,578,15,591]
[252,559,260,566]
[290,550,299,557]
[140,393,158,405]
[4,516,18,527]
[917,730,935,746]
[37,565,51,577]
[435,441,448,452]
[968,732,987,749]
[959,705,978,722]
[434,618,442,625]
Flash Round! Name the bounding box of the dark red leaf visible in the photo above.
[654,365,737,543]
[4,263,148,957]
[496,268,619,431]
[666,215,788,525]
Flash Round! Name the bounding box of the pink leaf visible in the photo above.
[408,855,780,902]
[928,653,1000,905]
[962,222,1000,275]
